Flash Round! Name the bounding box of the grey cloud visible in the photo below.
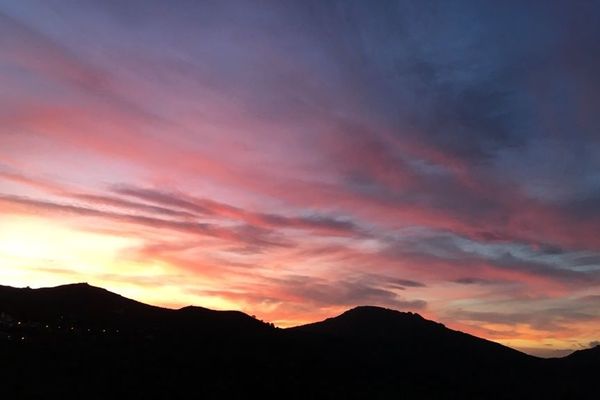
[453,277,506,286]
[382,233,600,285]
[273,274,426,311]
[72,193,198,218]
[450,307,597,332]
[112,186,215,215]
[391,278,426,288]
[114,185,361,235]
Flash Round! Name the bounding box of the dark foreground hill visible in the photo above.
[0,283,597,399]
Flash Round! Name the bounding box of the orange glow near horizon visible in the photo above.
[0,215,242,312]
[1,213,597,357]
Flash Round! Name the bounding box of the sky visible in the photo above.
[1,0,599,357]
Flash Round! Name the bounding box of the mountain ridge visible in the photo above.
[0,282,592,358]
[1,282,598,399]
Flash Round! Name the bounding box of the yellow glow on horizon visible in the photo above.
[0,215,137,270]
[488,323,597,357]
[0,215,242,312]
[497,337,589,356]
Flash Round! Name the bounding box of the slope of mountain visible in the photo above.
[562,343,600,363]
[292,305,531,362]
[0,283,597,399]
[0,282,160,324]
[0,282,271,335]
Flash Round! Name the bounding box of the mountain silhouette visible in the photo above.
[563,343,600,362]
[0,282,159,324]
[0,282,271,335]
[0,283,597,399]
[293,305,530,362]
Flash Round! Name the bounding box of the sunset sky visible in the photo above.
[1,0,599,357]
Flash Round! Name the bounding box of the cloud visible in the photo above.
[450,308,595,332]
[380,233,600,289]
[443,294,600,342]
[0,193,291,250]
[113,185,362,236]
[112,186,216,215]
[0,165,67,194]
[270,274,427,311]
[453,277,506,286]
[71,193,199,218]
[194,273,427,316]
[390,279,427,288]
